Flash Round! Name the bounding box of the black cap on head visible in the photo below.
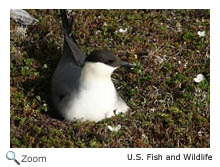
[85,50,122,67]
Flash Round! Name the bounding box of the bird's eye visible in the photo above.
[107,60,114,65]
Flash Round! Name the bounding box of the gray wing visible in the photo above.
[51,10,86,111]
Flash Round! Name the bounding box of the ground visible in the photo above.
[10,9,210,148]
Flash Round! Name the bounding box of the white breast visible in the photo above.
[61,62,129,122]
[65,80,117,121]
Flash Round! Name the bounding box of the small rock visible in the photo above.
[10,9,39,26]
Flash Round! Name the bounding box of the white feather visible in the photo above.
[194,74,205,83]
[107,125,121,132]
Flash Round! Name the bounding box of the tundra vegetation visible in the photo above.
[10,10,210,147]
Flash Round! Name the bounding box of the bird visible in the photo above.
[51,10,133,122]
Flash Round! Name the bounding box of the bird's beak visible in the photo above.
[121,61,134,68]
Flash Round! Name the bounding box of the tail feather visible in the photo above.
[59,9,86,66]
[60,9,73,35]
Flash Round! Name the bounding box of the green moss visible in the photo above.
[183,31,195,41]
[89,139,101,148]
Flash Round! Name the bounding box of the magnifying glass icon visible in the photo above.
[6,151,20,165]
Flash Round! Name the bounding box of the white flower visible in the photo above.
[142,134,148,139]
[96,30,101,34]
[197,31,206,37]
[198,131,203,137]
[16,26,27,36]
[194,74,205,83]
[107,125,121,132]
[118,28,128,33]
[176,22,182,32]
